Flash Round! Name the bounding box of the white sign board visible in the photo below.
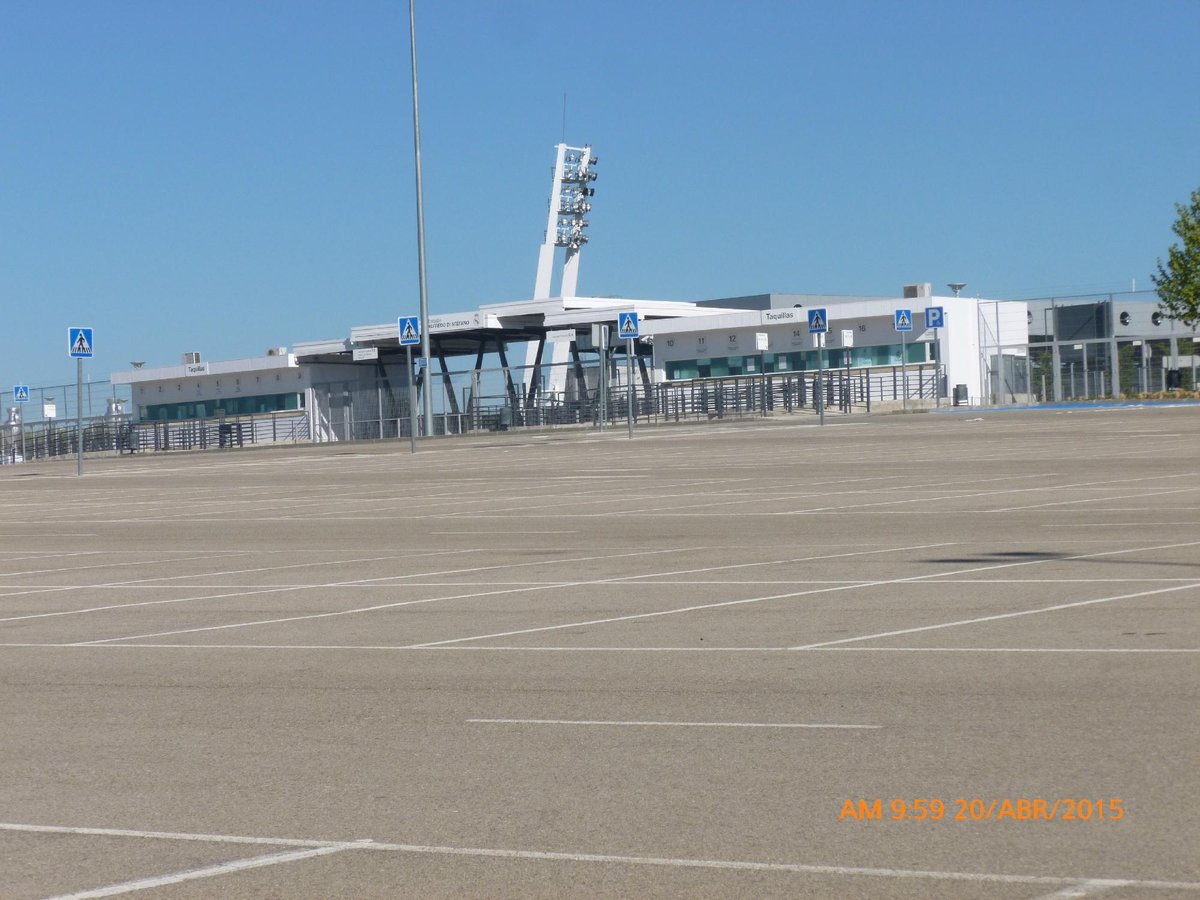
[43,403,57,419]
[755,332,768,351]
[546,329,576,343]
[429,312,484,333]
[353,347,379,361]
[184,363,209,376]
[841,329,854,347]
[760,308,803,325]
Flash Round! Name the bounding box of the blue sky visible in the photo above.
[2,0,1197,388]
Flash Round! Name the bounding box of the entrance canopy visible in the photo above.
[292,296,734,364]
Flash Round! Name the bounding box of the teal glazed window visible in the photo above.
[662,342,932,380]
[141,392,303,421]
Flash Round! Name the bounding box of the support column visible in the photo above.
[1110,337,1121,399]
[436,351,460,415]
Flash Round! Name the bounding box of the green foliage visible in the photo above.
[1153,187,1200,328]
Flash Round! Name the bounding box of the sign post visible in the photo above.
[618,313,639,439]
[894,309,913,411]
[808,309,828,426]
[591,323,609,431]
[924,306,945,407]
[13,386,29,462]
[841,330,854,413]
[755,333,769,416]
[398,316,421,453]
[68,327,94,475]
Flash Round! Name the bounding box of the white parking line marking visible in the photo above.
[406,539,1200,649]
[2,643,1194,654]
[72,547,706,645]
[0,821,332,846]
[467,718,880,729]
[44,843,366,899]
[994,485,1200,512]
[789,582,1200,650]
[2,822,1195,893]
[353,845,1187,892]
[68,543,940,647]
[0,547,696,630]
[1035,879,1126,898]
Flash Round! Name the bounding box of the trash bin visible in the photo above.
[498,407,512,431]
[218,423,233,447]
[953,384,968,406]
[1166,369,1182,390]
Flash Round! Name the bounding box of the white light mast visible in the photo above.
[533,143,597,299]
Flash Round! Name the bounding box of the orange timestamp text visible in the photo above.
[839,798,1124,823]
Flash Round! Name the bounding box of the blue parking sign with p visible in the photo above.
[925,306,945,329]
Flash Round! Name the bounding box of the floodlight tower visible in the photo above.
[533,143,597,298]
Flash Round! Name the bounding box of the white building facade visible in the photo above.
[644,290,1028,405]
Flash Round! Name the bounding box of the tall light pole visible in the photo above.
[409,0,433,437]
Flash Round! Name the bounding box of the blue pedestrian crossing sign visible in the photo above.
[617,311,640,339]
[398,316,421,346]
[13,385,30,403]
[69,327,94,358]
[924,306,945,329]
[807,308,828,334]
[894,309,913,332]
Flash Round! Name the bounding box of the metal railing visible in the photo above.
[1,411,310,464]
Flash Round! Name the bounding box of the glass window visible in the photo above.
[141,392,303,422]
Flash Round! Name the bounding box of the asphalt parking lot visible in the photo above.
[1,405,1197,898]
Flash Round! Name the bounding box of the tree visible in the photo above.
[1153,187,1200,328]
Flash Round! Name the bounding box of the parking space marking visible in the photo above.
[0,643,1195,653]
[995,485,1200,513]
[45,843,366,899]
[0,821,336,847]
[1,547,711,631]
[71,547,707,645]
[3,822,1196,893]
[405,540,1200,650]
[0,552,470,623]
[790,581,1200,650]
[1034,879,1127,898]
[771,472,1199,516]
[467,718,881,729]
[0,551,460,610]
